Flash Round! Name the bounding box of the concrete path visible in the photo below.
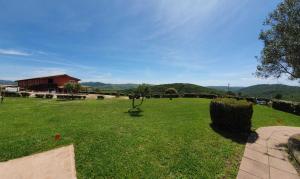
[237,126,300,179]
[0,145,76,179]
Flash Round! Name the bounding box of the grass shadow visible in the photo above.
[210,123,258,144]
[125,108,144,117]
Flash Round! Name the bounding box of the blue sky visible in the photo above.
[0,0,298,86]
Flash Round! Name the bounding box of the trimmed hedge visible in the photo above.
[198,93,218,99]
[183,93,198,98]
[97,95,104,100]
[210,98,253,132]
[272,100,300,116]
[162,94,179,98]
[35,94,45,98]
[20,92,30,97]
[45,94,54,99]
[152,94,161,98]
[56,94,86,100]
[3,91,21,97]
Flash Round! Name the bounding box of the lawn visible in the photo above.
[0,98,299,178]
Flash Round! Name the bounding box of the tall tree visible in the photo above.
[256,0,300,81]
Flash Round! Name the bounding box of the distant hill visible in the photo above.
[147,83,224,95]
[239,84,300,102]
[0,80,16,85]
[207,86,244,92]
[80,82,139,90]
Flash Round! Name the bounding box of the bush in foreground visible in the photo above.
[210,98,253,132]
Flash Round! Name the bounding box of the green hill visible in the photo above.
[207,86,244,92]
[147,83,224,95]
[0,80,16,85]
[239,84,300,102]
[80,82,139,90]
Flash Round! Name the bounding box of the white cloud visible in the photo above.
[0,48,31,56]
[29,67,68,77]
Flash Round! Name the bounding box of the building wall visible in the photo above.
[17,75,79,91]
[53,76,78,86]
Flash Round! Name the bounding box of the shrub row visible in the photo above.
[57,95,86,100]
[272,100,300,116]
[162,94,179,98]
[128,94,141,99]
[3,91,21,97]
[210,98,253,132]
[34,94,54,99]
[97,95,104,100]
[35,94,45,98]
[198,94,218,99]
[133,93,218,99]
[20,92,30,97]
[46,94,54,99]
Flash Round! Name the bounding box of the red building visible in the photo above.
[16,74,80,92]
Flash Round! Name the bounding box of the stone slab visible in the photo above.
[237,126,300,179]
[0,145,76,179]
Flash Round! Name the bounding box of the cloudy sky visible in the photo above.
[0,0,298,86]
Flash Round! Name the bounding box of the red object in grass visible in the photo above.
[55,133,61,141]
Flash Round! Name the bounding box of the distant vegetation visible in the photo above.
[0,80,16,85]
[238,84,300,102]
[80,82,139,90]
[207,86,244,92]
[124,83,224,95]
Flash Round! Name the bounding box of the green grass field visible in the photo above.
[0,98,299,178]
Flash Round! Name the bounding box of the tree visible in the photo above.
[165,88,178,94]
[275,93,283,99]
[64,83,73,94]
[129,84,150,111]
[256,0,300,81]
[165,88,178,100]
[64,83,81,94]
[74,83,81,93]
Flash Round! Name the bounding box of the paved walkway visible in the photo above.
[237,126,300,179]
[0,145,76,179]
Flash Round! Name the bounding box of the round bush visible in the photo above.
[210,98,253,132]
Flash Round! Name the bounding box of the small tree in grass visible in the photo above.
[129,84,150,113]
[165,88,178,100]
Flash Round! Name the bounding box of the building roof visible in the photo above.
[15,74,80,82]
